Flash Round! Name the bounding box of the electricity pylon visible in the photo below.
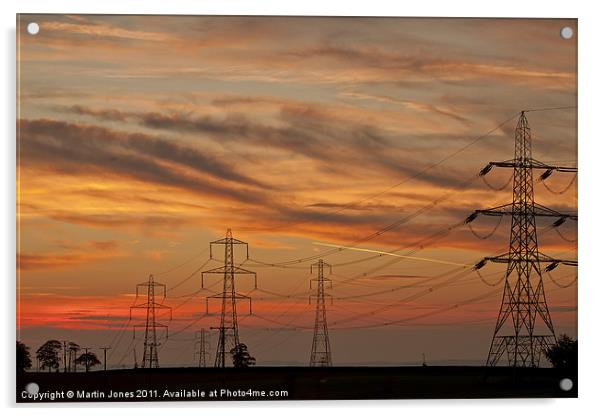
[130,274,172,369]
[202,229,257,368]
[467,111,577,367]
[309,259,333,367]
[194,329,210,368]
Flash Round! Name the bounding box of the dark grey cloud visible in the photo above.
[19,119,271,205]
[55,103,575,227]
[61,105,490,190]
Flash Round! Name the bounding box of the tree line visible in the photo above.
[17,335,576,372]
[17,340,100,373]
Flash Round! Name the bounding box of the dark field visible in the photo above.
[17,366,577,402]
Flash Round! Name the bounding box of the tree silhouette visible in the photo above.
[545,334,577,370]
[75,352,101,372]
[36,340,62,372]
[17,341,32,373]
[230,343,256,368]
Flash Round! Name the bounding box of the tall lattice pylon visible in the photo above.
[467,111,577,367]
[202,229,257,368]
[194,329,210,368]
[309,259,333,367]
[130,274,172,369]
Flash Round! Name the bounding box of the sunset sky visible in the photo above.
[17,15,577,367]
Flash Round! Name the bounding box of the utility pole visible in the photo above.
[309,259,333,367]
[100,347,111,371]
[202,229,257,368]
[68,344,79,372]
[82,347,91,372]
[194,329,210,368]
[467,111,577,367]
[61,340,68,372]
[130,274,172,369]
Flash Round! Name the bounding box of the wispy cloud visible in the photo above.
[18,240,124,271]
[19,119,272,201]
[40,20,172,42]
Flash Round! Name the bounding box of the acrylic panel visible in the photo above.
[16,15,578,402]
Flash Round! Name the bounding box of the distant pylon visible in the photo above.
[467,111,577,367]
[309,259,333,367]
[194,329,210,368]
[202,229,257,368]
[130,274,172,369]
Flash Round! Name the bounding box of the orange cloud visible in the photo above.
[18,240,124,271]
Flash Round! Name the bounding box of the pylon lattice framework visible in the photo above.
[194,328,210,368]
[130,274,172,369]
[469,111,577,367]
[309,259,333,367]
[202,229,257,368]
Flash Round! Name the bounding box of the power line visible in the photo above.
[546,271,578,289]
[251,112,520,233]
[331,267,475,326]
[332,288,501,330]
[154,248,210,276]
[166,258,214,294]
[523,106,577,113]
[539,173,577,195]
[251,174,480,267]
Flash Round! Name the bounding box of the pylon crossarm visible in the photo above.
[209,236,249,260]
[206,292,253,314]
[201,266,228,275]
[201,265,256,275]
[210,237,248,245]
[481,255,577,266]
[202,267,256,290]
[130,302,171,312]
[470,204,576,220]
[483,160,577,173]
[206,291,251,300]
